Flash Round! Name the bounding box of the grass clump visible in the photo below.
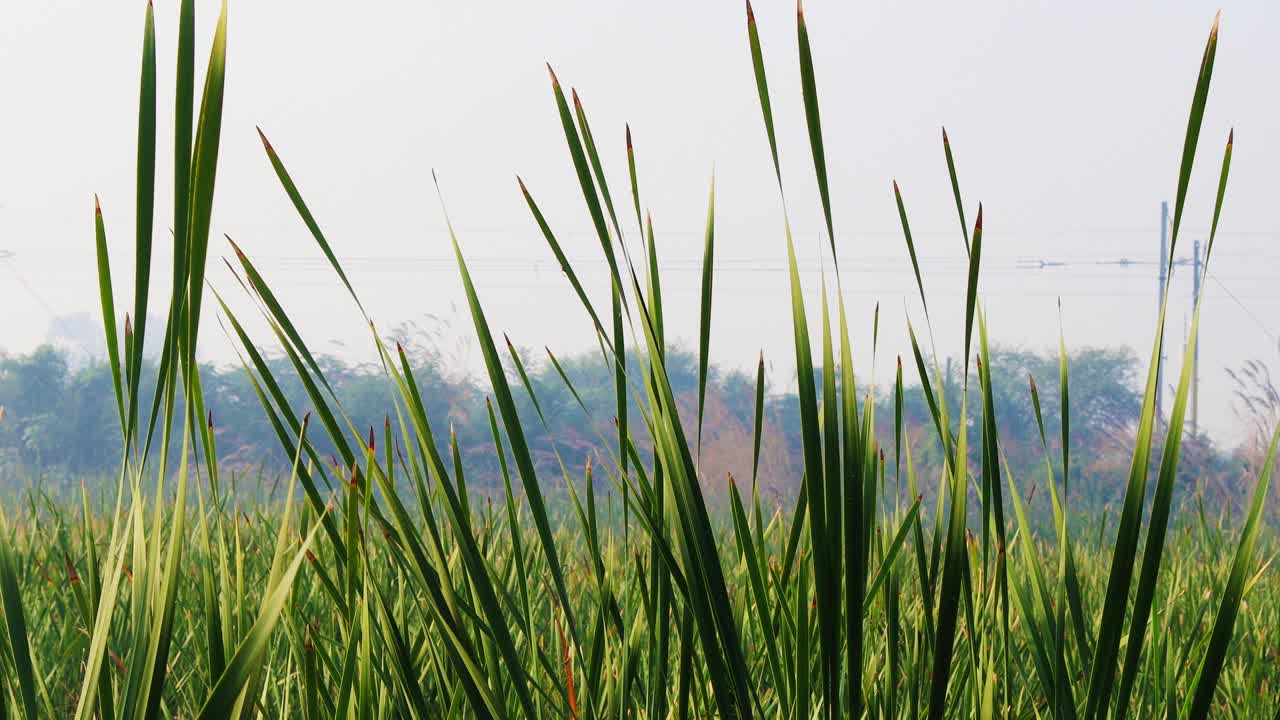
[0,3,1275,718]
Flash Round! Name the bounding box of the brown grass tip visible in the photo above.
[255,125,273,153]
[547,63,559,87]
[974,203,983,232]
[1228,127,1234,146]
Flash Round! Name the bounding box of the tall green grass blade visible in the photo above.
[746,1,782,191]
[127,0,156,446]
[697,175,715,449]
[182,0,227,373]
[439,177,583,654]
[1115,124,1234,720]
[547,67,624,296]
[93,198,125,432]
[796,0,836,265]
[0,525,38,719]
[941,128,970,253]
[1184,414,1277,718]
[751,352,766,487]
[256,128,365,316]
[1084,17,1219,717]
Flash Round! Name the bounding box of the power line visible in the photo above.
[1209,273,1279,344]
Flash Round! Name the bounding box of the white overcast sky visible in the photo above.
[2,2,1278,443]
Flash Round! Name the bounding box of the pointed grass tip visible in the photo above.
[797,0,804,20]
[746,0,755,24]
[124,313,133,336]
[626,124,633,151]
[975,203,984,232]
[547,63,560,87]
[1227,127,1234,147]
[225,234,246,260]
[94,194,102,216]
[516,175,528,194]
[571,87,583,110]
[255,125,274,153]
[367,425,376,453]
[942,126,950,145]
[758,349,764,366]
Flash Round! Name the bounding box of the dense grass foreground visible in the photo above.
[0,2,1276,718]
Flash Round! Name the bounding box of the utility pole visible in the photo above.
[1191,238,1202,438]
[1156,201,1168,423]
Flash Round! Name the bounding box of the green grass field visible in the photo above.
[0,2,1276,717]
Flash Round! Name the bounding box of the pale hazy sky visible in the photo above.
[2,2,1279,443]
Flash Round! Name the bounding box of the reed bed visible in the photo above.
[0,3,1275,718]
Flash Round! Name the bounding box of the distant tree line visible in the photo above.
[0,341,1261,520]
